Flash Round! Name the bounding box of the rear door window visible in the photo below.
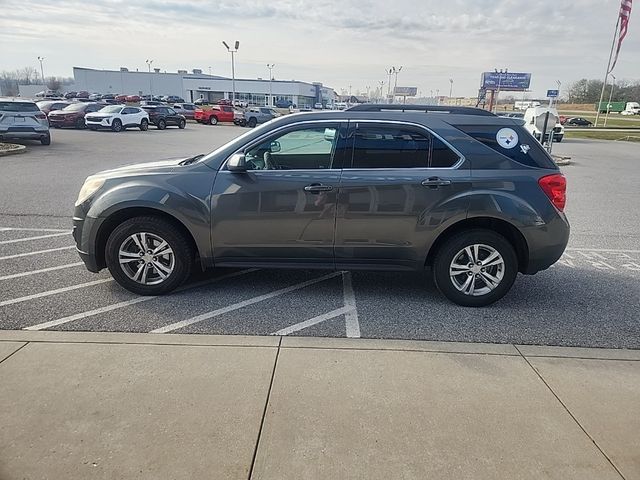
[455,124,556,169]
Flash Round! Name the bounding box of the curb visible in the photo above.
[0,143,26,157]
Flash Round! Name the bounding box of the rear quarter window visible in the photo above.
[455,124,556,169]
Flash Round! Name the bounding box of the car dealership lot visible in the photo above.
[1,126,639,348]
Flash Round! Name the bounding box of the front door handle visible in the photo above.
[421,177,452,188]
[304,184,333,193]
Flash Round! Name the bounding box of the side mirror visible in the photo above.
[270,140,281,153]
[227,153,247,172]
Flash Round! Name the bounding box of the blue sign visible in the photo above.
[481,72,531,91]
[547,89,559,98]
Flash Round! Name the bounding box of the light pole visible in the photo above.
[222,40,239,105]
[266,63,275,106]
[391,66,402,104]
[37,56,45,88]
[145,59,153,98]
[493,68,507,113]
[449,78,453,98]
[378,80,385,102]
[436,89,440,105]
[604,74,616,127]
[386,68,393,103]
[208,66,212,76]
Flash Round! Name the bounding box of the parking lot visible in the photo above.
[1,125,639,348]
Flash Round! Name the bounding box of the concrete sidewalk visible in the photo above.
[0,331,638,480]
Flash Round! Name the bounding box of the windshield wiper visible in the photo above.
[180,154,205,165]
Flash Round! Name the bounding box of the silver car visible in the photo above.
[172,103,197,120]
[0,98,51,145]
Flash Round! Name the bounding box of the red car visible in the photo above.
[125,95,141,103]
[115,94,128,103]
[194,105,234,125]
[48,102,104,129]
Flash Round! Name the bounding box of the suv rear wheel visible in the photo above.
[247,117,257,128]
[157,118,166,130]
[209,115,218,125]
[105,216,193,295]
[432,229,518,307]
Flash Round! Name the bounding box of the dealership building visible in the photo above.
[71,67,336,107]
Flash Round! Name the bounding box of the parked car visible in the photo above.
[194,98,209,105]
[115,94,128,103]
[565,117,593,127]
[233,109,246,126]
[101,93,116,100]
[275,99,292,108]
[36,100,71,116]
[63,91,77,99]
[141,100,164,107]
[125,95,141,103]
[72,104,569,306]
[0,98,51,145]
[48,102,104,129]
[194,105,234,125]
[314,103,323,109]
[34,90,58,98]
[76,91,90,99]
[141,106,186,129]
[172,103,197,120]
[88,93,102,101]
[163,95,184,103]
[84,105,149,132]
[243,107,280,127]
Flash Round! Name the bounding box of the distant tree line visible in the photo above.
[564,78,640,104]
[0,66,73,96]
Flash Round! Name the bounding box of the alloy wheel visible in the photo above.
[449,244,505,296]
[118,232,175,285]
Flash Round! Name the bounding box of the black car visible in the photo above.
[73,104,569,307]
[565,117,593,127]
[141,106,186,130]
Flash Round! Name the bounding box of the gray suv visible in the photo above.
[0,98,51,145]
[73,105,569,306]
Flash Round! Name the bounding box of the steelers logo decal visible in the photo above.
[496,128,519,149]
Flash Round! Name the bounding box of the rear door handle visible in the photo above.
[421,177,452,188]
[304,184,333,193]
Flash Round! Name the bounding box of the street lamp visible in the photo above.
[449,78,454,98]
[145,59,153,98]
[604,74,616,127]
[37,56,45,88]
[391,66,402,104]
[493,68,508,113]
[386,68,393,103]
[266,63,275,106]
[222,40,240,105]
[378,80,385,102]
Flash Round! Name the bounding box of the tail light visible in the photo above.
[538,173,566,211]
[35,112,47,120]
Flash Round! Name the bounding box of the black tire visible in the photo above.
[139,118,149,131]
[75,117,86,129]
[432,229,518,307]
[157,119,166,130]
[555,136,563,143]
[111,118,123,132]
[209,115,218,125]
[248,117,257,128]
[40,134,51,145]
[105,216,193,296]
[178,119,186,129]
[239,119,247,127]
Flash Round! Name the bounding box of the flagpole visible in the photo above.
[595,16,621,127]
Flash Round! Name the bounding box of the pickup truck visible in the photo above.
[242,107,281,128]
[194,105,235,125]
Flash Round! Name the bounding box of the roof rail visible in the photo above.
[346,103,496,116]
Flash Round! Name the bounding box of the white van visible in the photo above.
[523,107,564,143]
[621,102,640,115]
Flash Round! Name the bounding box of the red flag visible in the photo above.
[609,0,633,72]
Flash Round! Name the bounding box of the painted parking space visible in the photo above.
[0,226,638,348]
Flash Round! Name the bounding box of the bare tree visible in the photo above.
[17,66,38,85]
[46,77,61,91]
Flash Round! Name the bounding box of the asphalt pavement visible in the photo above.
[0,125,638,348]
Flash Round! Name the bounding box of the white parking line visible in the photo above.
[1,227,69,232]
[566,248,640,253]
[23,269,258,331]
[0,262,83,281]
[0,278,113,307]
[342,271,360,338]
[151,271,341,334]
[0,246,75,260]
[0,232,70,245]
[273,306,351,336]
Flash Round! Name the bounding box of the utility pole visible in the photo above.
[145,59,153,98]
[386,68,393,103]
[37,56,45,88]
[378,80,385,102]
[604,74,616,127]
[391,66,402,104]
[449,78,453,98]
[266,63,275,106]
[222,40,240,105]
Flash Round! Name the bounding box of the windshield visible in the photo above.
[62,103,88,112]
[99,105,122,113]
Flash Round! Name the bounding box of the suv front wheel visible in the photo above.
[105,216,193,295]
[432,229,518,307]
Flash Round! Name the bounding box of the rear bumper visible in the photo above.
[521,213,570,274]
[0,129,49,140]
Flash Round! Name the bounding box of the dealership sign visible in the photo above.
[481,72,531,91]
[394,86,418,96]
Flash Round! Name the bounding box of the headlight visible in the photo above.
[75,177,105,206]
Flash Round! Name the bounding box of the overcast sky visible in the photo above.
[1,0,638,97]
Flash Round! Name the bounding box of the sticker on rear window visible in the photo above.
[496,128,518,149]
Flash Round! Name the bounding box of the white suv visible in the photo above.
[85,105,149,132]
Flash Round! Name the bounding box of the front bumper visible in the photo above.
[85,117,112,128]
[73,206,104,273]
